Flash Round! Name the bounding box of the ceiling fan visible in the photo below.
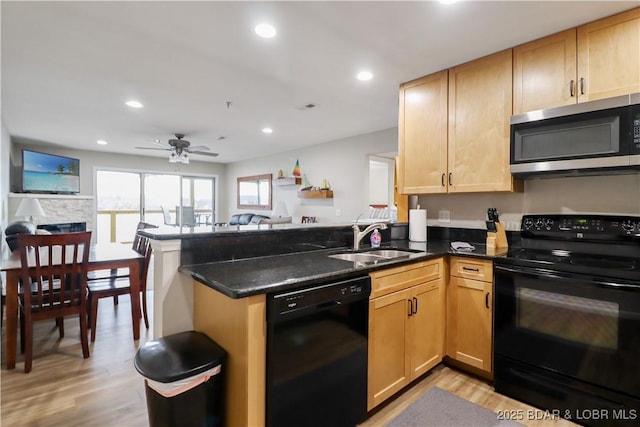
[135,134,219,163]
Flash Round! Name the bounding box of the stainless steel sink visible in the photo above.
[365,249,415,258]
[328,248,422,264]
[328,253,389,263]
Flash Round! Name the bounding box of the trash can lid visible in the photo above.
[134,331,227,383]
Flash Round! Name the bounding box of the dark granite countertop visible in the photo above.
[181,239,508,299]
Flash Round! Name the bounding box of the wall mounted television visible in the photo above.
[22,149,80,194]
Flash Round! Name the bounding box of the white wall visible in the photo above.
[418,174,640,231]
[1,121,11,269]
[225,128,398,224]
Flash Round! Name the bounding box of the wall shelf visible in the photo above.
[298,190,333,199]
[273,177,301,186]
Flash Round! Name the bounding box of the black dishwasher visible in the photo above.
[266,275,370,427]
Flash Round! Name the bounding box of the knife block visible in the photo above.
[486,222,508,254]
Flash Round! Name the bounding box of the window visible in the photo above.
[237,174,272,210]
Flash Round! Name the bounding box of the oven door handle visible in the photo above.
[495,264,640,291]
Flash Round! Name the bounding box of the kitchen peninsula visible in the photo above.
[140,223,501,426]
[141,222,441,338]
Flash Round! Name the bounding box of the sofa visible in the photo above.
[228,213,271,225]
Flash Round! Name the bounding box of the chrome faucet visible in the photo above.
[352,222,388,251]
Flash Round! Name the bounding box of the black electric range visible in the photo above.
[494,214,640,427]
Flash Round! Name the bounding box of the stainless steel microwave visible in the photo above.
[510,93,640,177]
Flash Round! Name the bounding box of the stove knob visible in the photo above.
[523,218,534,230]
[535,218,544,229]
[544,219,554,230]
[621,220,635,232]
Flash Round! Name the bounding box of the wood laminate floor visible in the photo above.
[1,291,154,427]
[361,365,577,427]
[2,290,577,427]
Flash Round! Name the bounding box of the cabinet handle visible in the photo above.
[441,173,445,187]
[408,299,413,317]
[462,266,480,272]
[448,173,452,186]
[579,77,585,95]
[570,80,575,97]
[485,292,490,309]
[413,296,418,315]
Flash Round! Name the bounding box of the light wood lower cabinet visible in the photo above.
[446,257,493,374]
[368,259,445,410]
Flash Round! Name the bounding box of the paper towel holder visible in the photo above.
[409,208,427,242]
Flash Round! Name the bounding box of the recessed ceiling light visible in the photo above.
[97,140,108,145]
[125,100,143,108]
[356,71,373,81]
[254,23,276,38]
[262,127,273,134]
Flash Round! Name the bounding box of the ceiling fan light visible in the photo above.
[180,152,190,164]
[169,151,179,163]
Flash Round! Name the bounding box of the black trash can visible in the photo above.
[134,331,227,427]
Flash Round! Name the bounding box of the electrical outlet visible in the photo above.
[335,208,341,217]
[438,210,450,223]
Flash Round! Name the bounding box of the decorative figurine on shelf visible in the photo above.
[320,179,331,190]
[292,159,301,177]
[301,174,312,191]
[277,169,285,179]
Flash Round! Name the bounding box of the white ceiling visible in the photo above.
[2,1,637,164]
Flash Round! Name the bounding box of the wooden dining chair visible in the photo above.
[87,233,153,341]
[17,231,92,373]
[87,221,157,307]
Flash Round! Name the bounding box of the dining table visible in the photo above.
[1,242,144,370]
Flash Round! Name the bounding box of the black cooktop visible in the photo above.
[495,214,640,282]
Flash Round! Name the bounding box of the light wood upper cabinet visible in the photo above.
[398,52,520,195]
[446,257,493,374]
[514,29,578,114]
[398,71,448,194]
[514,8,639,113]
[577,8,640,102]
[448,50,518,193]
[368,259,445,410]
[398,8,638,193]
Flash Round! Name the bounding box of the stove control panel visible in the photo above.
[521,214,640,238]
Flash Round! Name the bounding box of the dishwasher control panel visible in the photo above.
[268,275,371,320]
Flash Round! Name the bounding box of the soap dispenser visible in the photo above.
[370,229,382,248]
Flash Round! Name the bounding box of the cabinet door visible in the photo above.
[513,29,577,113]
[367,288,411,410]
[408,279,444,380]
[447,276,492,372]
[398,70,448,194]
[448,50,516,193]
[577,8,640,102]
